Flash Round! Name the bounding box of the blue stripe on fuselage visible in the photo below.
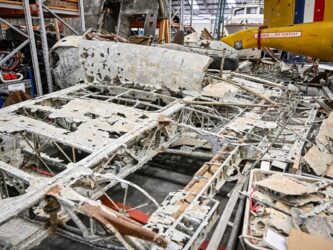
[294,0,305,24]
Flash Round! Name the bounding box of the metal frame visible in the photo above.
[180,0,184,30]
[79,0,86,33]
[37,0,53,93]
[0,2,326,243]
[0,0,84,95]
[213,0,227,39]
[0,66,322,250]
[0,0,44,95]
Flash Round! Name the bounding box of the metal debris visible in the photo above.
[1,35,333,250]
[243,170,333,250]
[80,40,212,93]
[304,145,333,176]
[255,174,319,196]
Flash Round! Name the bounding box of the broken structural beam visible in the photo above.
[231,72,286,90]
[211,75,279,106]
[183,100,275,108]
[159,148,214,159]
[80,203,168,248]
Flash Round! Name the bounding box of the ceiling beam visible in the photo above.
[201,0,211,14]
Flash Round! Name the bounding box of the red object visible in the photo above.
[25,165,54,177]
[2,73,11,80]
[249,188,261,213]
[2,72,17,80]
[314,0,325,22]
[200,241,224,250]
[9,72,17,80]
[100,195,150,224]
[256,26,267,49]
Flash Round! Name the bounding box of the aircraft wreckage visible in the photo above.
[0,39,332,250]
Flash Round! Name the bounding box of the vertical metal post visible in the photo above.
[79,0,86,33]
[180,0,184,31]
[216,0,226,39]
[0,23,3,40]
[213,0,222,38]
[23,0,43,96]
[216,0,223,39]
[116,2,123,35]
[220,0,227,38]
[220,49,225,77]
[37,0,53,93]
[169,0,172,40]
[189,0,194,27]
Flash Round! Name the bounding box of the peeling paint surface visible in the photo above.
[80,40,212,92]
[0,44,332,250]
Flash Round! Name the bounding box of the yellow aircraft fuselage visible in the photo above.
[222,0,333,61]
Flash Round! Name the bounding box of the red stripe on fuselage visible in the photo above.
[314,0,325,22]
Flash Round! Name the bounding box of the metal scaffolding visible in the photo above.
[0,0,86,96]
[213,0,227,39]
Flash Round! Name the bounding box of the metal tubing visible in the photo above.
[0,39,30,67]
[172,8,179,20]
[189,0,194,27]
[169,0,172,39]
[0,17,29,38]
[160,148,214,159]
[37,0,54,93]
[183,100,274,108]
[63,206,91,238]
[158,0,166,18]
[180,0,184,30]
[226,185,247,250]
[79,0,86,33]
[216,0,226,39]
[220,0,227,38]
[23,0,43,96]
[207,182,243,250]
[42,5,80,35]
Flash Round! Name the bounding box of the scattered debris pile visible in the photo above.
[243,170,333,250]
[83,28,129,43]
[304,113,333,177]
[1,37,333,250]
[237,59,299,82]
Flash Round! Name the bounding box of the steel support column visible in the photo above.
[180,0,184,30]
[79,0,86,33]
[42,5,80,35]
[23,0,43,96]
[189,0,194,27]
[37,0,53,93]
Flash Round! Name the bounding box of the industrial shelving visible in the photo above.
[0,0,81,16]
[0,0,85,96]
